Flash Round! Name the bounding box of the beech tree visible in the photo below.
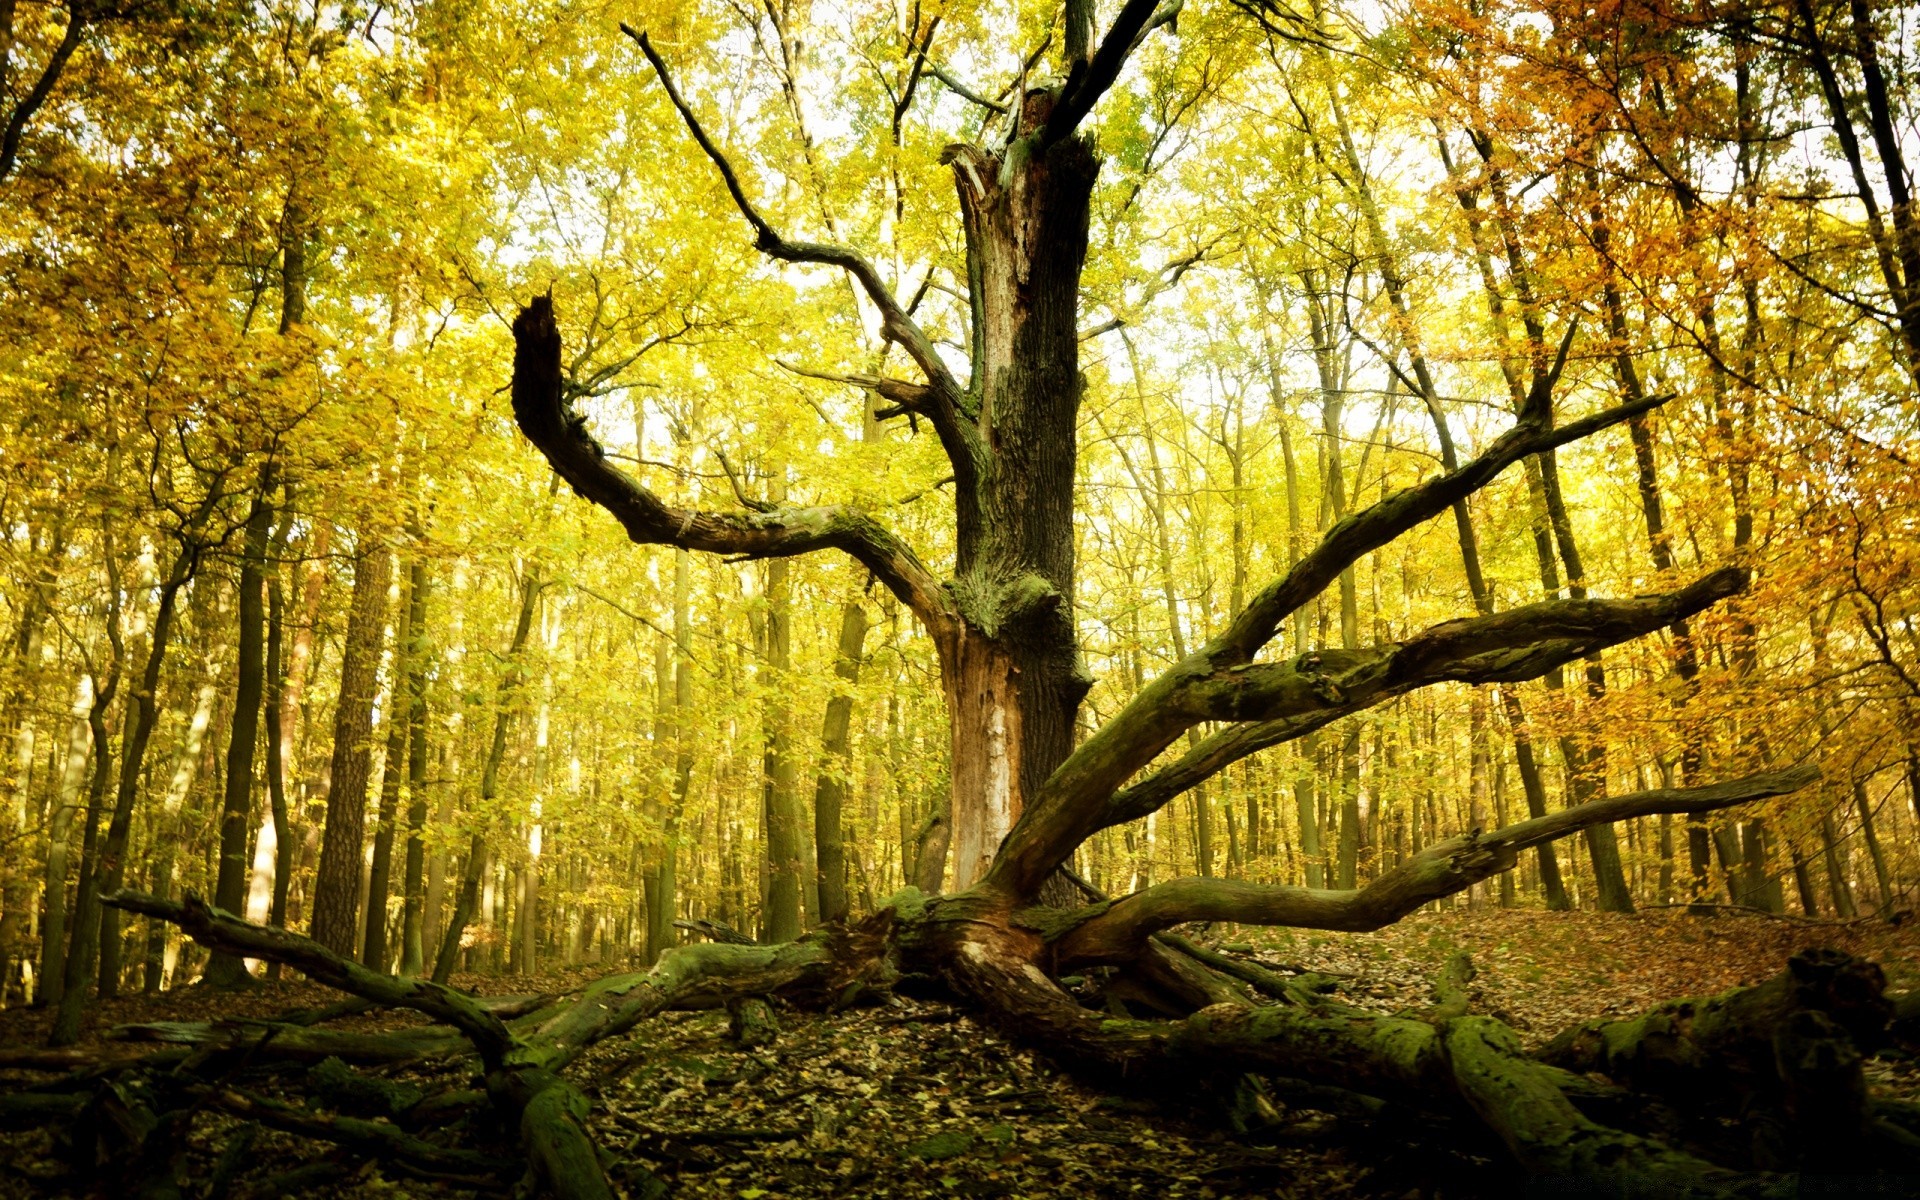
[228,3,1833,1191]
[29,1,1920,1196]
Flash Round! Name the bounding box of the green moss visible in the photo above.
[904,1130,975,1161]
[883,886,930,922]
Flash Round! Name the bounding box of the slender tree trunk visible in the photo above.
[433,566,538,983]
[309,544,392,955]
[363,667,407,971]
[260,503,296,977]
[144,677,218,991]
[762,556,802,943]
[35,676,92,1005]
[1854,781,1892,911]
[95,531,205,999]
[812,601,867,925]
[48,529,124,1045]
[645,550,693,963]
[1821,811,1858,918]
[399,558,431,974]
[205,479,273,987]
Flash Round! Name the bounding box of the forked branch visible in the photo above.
[620,28,964,405]
[1054,764,1820,963]
[985,388,1686,900]
[1046,0,1181,145]
[511,297,955,634]
[1016,568,1746,884]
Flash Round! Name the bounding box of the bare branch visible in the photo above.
[621,25,963,406]
[1044,0,1176,146]
[1105,569,1747,826]
[983,388,1678,901]
[777,360,933,412]
[1054,765,1820,963]
[1214,386,1660,665]
[0,4,89,182]
[511,297,956,633]
[928,64,1008,113]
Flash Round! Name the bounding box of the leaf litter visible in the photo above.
[3,907,1917,1198]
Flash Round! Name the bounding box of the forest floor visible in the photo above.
[5,906,1920,1199]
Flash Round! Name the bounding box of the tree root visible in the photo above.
[18,886,1894,1194]
[93,889,891,1200]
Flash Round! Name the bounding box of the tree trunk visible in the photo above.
[938,113,1099,890]
[34,677,92,1006]
[261,502,296,978]
[362,664,407,971]
[432,565,538,983]
[399,558,431,975]
[309,544,392,956]
[47,529,123,1045]
[205,480,273,988]
[142,677,218,991]
[762,556,801,942]
[93,532,205,1001]
[812,601,867,925]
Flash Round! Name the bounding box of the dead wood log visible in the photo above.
[110,1019,470,1064]
[200,1086,516,1178]
[932,918,1800,1192]
[103,889,893,1200]
[1542,949,1888,1101]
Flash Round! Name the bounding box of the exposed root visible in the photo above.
[0,886,1888,1195]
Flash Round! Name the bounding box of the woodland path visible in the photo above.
[5,908,1918,1199]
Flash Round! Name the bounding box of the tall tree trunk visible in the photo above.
[812,601,867,925]
[363,632,408,971]
[399,558,431,974]
[309,544,393,955]
[432,565,538,983]
[259,500,296,977]
[644,550,693,964]
[939,114,1099,891]
[761,556,801,943]
[48,527,124,1045]
[143,678,218,992]
[35,676,93,1006]
[205,478,273,987]
[94,527,207,1000]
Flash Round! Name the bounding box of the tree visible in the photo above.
[443,4,1825,1190]
[21,0,1920,1195]
[307,542,391,956]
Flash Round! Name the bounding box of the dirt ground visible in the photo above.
[4,907,1917,1199]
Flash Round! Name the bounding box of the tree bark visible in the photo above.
[310,544,392,956]
[812,601,867,925]
[399,558,431,974]
[205,479,273,988]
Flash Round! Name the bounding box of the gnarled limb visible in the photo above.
[102,890,898,1200]
[1050,765,1819,964]
[619,26,975,453]
[988,385,1675,901]
[934,922,1801,1191]
[104,890,514,1065]
[510,297,955,635]
[1105,570,1746,829]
